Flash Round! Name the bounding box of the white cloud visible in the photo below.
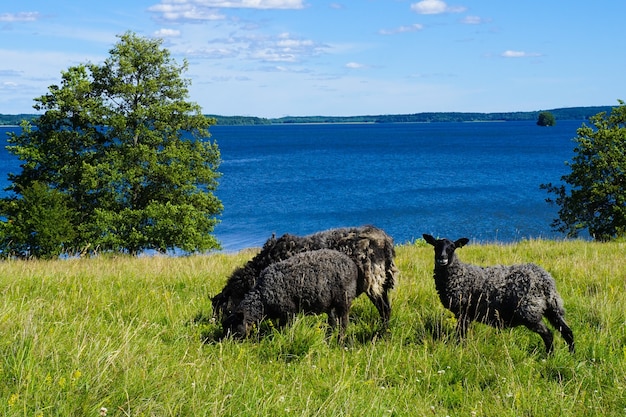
[501,50,542,58]
[0,12,41,22]
[276,37,314,49]
[345,62,365,69]
[251,49,297,62]
[410,0,465,15]
[148,3,225,21]
[154,28,181,37]
[187,47,238,58]
[174,30,327,64]
[461,15,490,25]
[148,0,305,22]
[149,0,305,19]
[379,24,423,35]
[195,0,304,8]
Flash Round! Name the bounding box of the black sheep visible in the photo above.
[212,225,398,327]
[223,249,359,340]
[423,234,575,353]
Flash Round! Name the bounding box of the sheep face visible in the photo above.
[222,290,265,339]
[221,312,248,339]
[423,234,469,267]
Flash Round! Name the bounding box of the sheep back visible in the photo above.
[257,249,358,318]
[227,249,359,338]
[212,225,397,323]
[442,261,565,327]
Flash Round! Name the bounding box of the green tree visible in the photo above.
[0,32,222,257]
[541,101,626,241]
[0,182,77,259]
[537,111,556,126]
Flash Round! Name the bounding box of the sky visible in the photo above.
[0,1,624,118]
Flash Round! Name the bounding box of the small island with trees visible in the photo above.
[537,111,556,126]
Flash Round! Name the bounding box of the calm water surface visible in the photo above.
[1,121,582,252]
[213,121,580,251]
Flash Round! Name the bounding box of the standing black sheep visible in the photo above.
[223,249,359,340]
[423,234,575,353]
[212,225,398,327]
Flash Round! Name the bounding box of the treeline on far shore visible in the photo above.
[1,106,613,126]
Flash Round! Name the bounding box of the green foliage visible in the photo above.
[542,100,626,241]
[0,182,77,259]
[0,32,222,257]
[207,114,272,125]
[0,114,37,126]
[537,111,556,126]
[0,241,625,416]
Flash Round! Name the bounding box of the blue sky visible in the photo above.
[1,1,624,117]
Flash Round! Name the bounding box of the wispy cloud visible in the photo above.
[148,0,305,21]
[410,0,465,15]
[501,50,542,58]
[154,28,181,38]
[461,15,490,25]
[379,23,424,35]
[148,3,225,21]
[0,12,41,22]
[186,47,238,59]
[181,32,327,63]
[204,0,305,8]
[250,33,325,62]
[345,62,366,69]
[0,69,23,77]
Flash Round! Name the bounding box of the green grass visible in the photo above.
[1,240,625,416]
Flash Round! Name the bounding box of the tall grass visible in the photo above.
[0,240,625,416]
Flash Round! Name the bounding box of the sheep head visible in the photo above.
[423,234,469,267]
[222,311,247,339]
[222,290,264,339]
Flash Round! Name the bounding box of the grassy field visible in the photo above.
[0,239,625,416]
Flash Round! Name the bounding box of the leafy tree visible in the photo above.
[0,182,77,259]
[537,111,556,126]
[541,101,626,241]
[0,32,222,257]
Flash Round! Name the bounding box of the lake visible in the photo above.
[0,121,582,252]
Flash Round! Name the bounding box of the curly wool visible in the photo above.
[224,249,359,339]
[441,261,565,328]
[212,225,398,326]
[423,234,575,353]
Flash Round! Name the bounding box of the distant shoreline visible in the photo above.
[0,105,614,126]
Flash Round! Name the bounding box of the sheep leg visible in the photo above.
[525,321,554,353]
[327,310,338,329]
[559,323,575,353]
[367,292,391,327]
[327,309,349,342]
[546,312,575,353]
[336,310,349,342]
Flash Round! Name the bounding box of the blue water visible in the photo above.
[1,121,581,252]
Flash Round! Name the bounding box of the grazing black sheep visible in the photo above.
[212,225,398,327]
[423,234,575,353]
[223,249,359,340]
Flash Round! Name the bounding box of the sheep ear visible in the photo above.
[423,234,436,245]
[455,238,470,248]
